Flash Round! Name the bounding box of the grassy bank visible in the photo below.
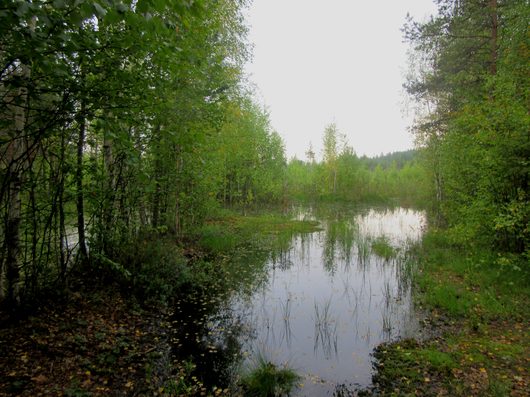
[197,211,321,255]
[365,231,529,396]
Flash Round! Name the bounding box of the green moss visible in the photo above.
[417,349,457,372]
[419,277,472,317]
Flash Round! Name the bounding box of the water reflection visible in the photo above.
[173,205,426,395]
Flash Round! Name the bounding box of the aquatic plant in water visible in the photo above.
[313,298,338,359]
[240,355,300,397]
[371,236,398,260]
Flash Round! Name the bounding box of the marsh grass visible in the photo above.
[415,231,529,319]
[382,281,392,308]
[371,236,398,260]
[198,213,321,256]
[313,298,338,358]
[369,229,530,396]
[240,355,300,397]
[355,234,371,264]
[199,223,239,253]
[381,310,392,337]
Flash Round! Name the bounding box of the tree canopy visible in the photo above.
[404,0,529,259]
[0,0,286,305]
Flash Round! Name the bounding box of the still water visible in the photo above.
[173,205,426,395]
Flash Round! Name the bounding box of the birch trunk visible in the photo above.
[76,98,88,264]
[4,61,30,305]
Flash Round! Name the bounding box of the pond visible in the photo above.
[172,205,427,395]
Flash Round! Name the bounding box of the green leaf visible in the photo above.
[152,0,167,12]
[0,135,11,145]
[15,2,29,17]
[104,9,121,24]
[116,3,128,13]
[52,0,66,9]
[93,2,107,17]
[135,0,149,13]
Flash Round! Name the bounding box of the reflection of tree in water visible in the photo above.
[322,218,360,274]
[323,220,339,274]
[225,247,272,299]
[173,205,426,393]
[270,246,294,271]
[268,227,298,271]
[297,232,313,267]
[170,247,274,390]
[171,292,248,389]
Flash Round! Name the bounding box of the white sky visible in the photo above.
[243,0,437,160]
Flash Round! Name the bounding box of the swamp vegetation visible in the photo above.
[1,0,528,396]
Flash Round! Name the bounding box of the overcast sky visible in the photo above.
[243,0,437,160]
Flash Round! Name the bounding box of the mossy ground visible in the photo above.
[364,231,529,396]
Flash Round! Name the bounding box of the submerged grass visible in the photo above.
[366,230,530,396]
[371,236,398,260]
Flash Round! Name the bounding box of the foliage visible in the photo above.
[0,0,288,307]
[121,237,191,305]
[218,100,287,206]
[404,0,530,259]
[286,145,430,205]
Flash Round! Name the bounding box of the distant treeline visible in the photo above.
[285,125,429,204]
[359,150,417,171]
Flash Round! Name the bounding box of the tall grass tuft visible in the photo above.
[240,355,300,397]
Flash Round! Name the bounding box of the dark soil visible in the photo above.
[0,287,189,396]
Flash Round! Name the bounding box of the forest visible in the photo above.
[0,0,528,396]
